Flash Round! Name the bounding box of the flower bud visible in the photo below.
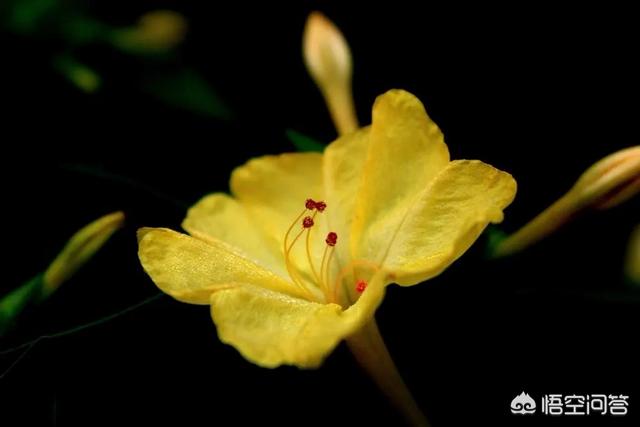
[493,146,640,257]
[572,146,640,210]
[0,212,124,335]
[303,12,358,136]
[54,55,101,93]
[112,10,187,53]
[626,224,640,284]
[43,211,125,296]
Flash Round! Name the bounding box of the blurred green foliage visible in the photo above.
[53,54,101,93]
[143,68,232,119]
[286,129,325,152]
[0,274,43,336]
[1,0,230,119]
[3,0,57,33]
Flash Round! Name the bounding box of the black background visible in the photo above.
[1,1,638,426]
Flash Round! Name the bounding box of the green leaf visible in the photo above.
[143,68,231,119]
[484,226,508,259]
[60,14,109,45]
[4,0,57,33]
[0,274,43,336]
[286,129,325,152]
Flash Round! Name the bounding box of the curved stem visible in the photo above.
[346,319,430,427]
[322,81,358,136]
[492,194,576,257]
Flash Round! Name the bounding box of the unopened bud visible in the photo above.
[626,225,640,285]
[0,212,124,335]
[43,211,125,296]
[54,55,101,93]
[112,10,187,53]
[303,12,358,136]
[493,146,640,257]
[571,146,640,210]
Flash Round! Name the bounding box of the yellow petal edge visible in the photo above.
[210,271,387,368]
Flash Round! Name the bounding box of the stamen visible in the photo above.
[319,245,329,293]
[305,198,317,210]
[303,216,314,228]
[284,209,307,253]
[323,245,336,296]
[282,199,340,303]
[355,280,367,293]
[325,232,337,246]
[283,203,315,300]
[285,232,310,293]
[305,211,321,283]
[319,232,338,295]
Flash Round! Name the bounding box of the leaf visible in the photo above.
[0,274,43,336]
[142,68,231,119]
[485,226,508,258]
[4,0,57,33]
[60,14,109,45]
[286,129,325,152]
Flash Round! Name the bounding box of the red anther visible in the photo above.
[325,232,338,246]
[305,199,317,210]
[315,201,327,212]
[302,216,315,228]
[355,280,367,293]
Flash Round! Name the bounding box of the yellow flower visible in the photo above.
[138,89,516,369]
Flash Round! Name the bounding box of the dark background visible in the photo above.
[1,1,638,426]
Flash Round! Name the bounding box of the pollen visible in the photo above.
[355,280,367,293]
[303,216,315,228]
[315,201,327,212]
[325,232,338,246]
[305,198,317,210]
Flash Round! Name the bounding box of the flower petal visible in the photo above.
[383,160,517,284]
[350,89,450,263]
[138,228,304,303]
[323,126,370,269]
[182,193,287,279]
[209,271,387,368]
[230,152,325,281]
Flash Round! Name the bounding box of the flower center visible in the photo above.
[283,198,337,302]
[283,199,381,306]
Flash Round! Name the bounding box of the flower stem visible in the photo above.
[346,319,430,427]
[322,81,359,136]
[491,194,575,258]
